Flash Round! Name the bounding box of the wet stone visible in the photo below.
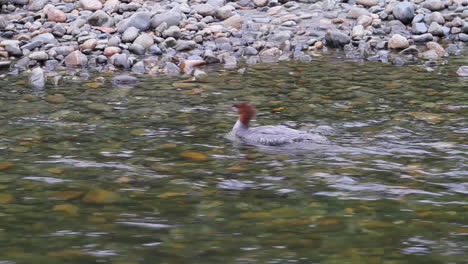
[29,67,45,89]
[112,74,139,85]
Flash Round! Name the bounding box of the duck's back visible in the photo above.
[237,125,327,146]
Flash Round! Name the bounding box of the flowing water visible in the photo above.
[0,54,467,264]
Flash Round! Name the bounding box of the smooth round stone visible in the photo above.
[428,22,444,36]
[151,10,183,28]
[122,26,139,43]
[422,0,445,11]
[347,7,370,19]
[103,46,121,56]
[111,74,139,84]
[5,45,22,56]
[47,9,67,22]
[80,39,97,50]
[79,0,102,11]
[412,23,428,34]
[388,34,409,49]
[133,33,154,49]
[162,26,182,38]
[117,12,151,33]
[107,35,121,47]
[192,4,216,17]
[222,14,242,29]
[356,0,378,7]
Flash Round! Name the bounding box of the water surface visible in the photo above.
[0,54,467,264]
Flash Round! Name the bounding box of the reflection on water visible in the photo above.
[0,54,467,264]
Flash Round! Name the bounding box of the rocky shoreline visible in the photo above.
[0,0,467,87]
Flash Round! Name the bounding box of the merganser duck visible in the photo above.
[226,102,327,146]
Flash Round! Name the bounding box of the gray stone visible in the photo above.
[96,55,107,64]
[131,61,146,74]
[325,30,351,48]
[52,23,66,37]
[420,49,439,60]
[133,33,154,49]
[463,22,468,34]
[207,0,225,8]
[12,0,28,5]
[5,44,22,56]
[87,10,114,27]
[271,31,291,42]
[175,40,197,51]
[456,66,468,77]
[129,43,145,55]
[392,2,415,24]
[29,0,48,11]
[412,33,433,42]
[112,53,131,68]
[0,17,7,29]
[244,46,258,55]
[422,0,444,11]
[112,74,139,85]
[192,4,216,17]
[163,61,180,75]
[29,51,49,61]
[216,6,233,20]
[122,27,139,43]
[52,46,75,56]
[412,23,428,34]
[424,12,445,25]
[163,26,182,38]
[412,13,424,24]
[428,22,444,36]
[460,33,468,42]
[117,12,151,33]
[108,36,121,47]
[347,7,370,19]
[31,33,57,45]
[164,37,177,48]
[29,67,46,88]
[149,44,162,55]
[151,10,183,28]
[44,59,59,71]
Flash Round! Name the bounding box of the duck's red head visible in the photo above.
[232,102,257,126]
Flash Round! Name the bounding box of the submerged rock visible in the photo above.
[456,66,468,77]
[29,67,46,88]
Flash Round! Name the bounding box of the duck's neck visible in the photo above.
[232,119,249,132]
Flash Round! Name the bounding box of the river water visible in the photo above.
[0,53,467,264]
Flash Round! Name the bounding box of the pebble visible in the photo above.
[422,0,445,11]
[87,10,114,27]
[133,33,154,49]
[64,50,88,66]
[347,7,370,19]
[151,10,183,28]
[222,14,243,29]
[428,22,445,36]
[79,0,102,11]
[112,74,139,84]
[388,34,409,49]
[117,12,151,33]
[122,27,139,43]
[80,39,97,50]
[47,9,67,22]
[103,46,122,56]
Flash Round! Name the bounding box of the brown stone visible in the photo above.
[80,39,97,50]
[103,46,121,56]
[64,50,88,66]
[47,9,67,22]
